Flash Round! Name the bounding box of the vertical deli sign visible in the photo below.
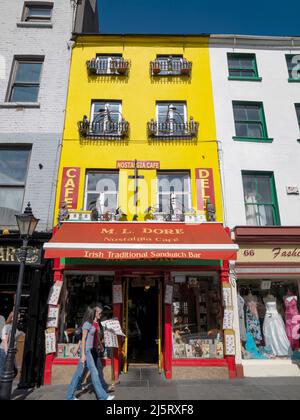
[195,168,215,211]
[59,167,81,209]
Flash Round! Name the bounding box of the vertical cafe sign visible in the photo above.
[59,167,81,209]
[195,168,216,211]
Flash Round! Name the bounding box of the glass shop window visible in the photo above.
[172,276,224,359]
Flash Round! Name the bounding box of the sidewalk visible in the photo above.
[11,368,300,400]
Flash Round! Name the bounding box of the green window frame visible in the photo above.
[242,172,280,227]
[227,53,261,81]
[233,102,272,142]
[286,55,300,82]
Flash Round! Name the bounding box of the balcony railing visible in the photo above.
[65,210,206,223]
[147,118,199,139]
[150,59,192,76]
[87,58,130,76]
[78,117,129,139]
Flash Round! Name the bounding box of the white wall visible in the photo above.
[0,1,73,231]
[209,36,300,228]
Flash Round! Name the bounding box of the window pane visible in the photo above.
[235,123,248,137]
[243,174,277,226]
[233,106,247,121]
[15,63,42,83]
[296,105,300,127]
[257,176,272,202]
[0,188,24,226]
[246,107,260,121]
[92,102,121,123]
[28,7,52,17]
[11,86,39,102]
[240,58,253,69]
[157,173,190,212]
[86,172,119,211]
[246,123,263,138]
[0,149,30,185]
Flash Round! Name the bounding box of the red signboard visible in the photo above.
[116,161,160,170]
[195,168,216,211]
[44,223,238,261]
[59,167,81,209]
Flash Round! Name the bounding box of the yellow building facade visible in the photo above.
[44,35,240,385]
[55,35,223,222]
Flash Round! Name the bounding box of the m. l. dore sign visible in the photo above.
[59,167,81,209]
[0,246,41,265]
[238,245,300,263]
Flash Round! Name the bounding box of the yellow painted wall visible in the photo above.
[55,35,223,223]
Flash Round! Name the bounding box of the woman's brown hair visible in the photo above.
[5,312,14,325]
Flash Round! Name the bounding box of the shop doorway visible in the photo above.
[0,292,15,319]
[122,275,163,372]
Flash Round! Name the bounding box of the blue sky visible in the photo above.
[98,0,300,36]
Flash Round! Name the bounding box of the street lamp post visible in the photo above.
[0,203,39,401]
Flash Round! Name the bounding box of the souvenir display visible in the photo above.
[113,284,123,304]
[47,305,60,328]
[45,329,56,354]
[47,281,63,306]
[172,276,224,360]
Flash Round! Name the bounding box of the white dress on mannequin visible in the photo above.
[263,299,291,357]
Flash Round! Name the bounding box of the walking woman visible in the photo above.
[0,312,23,377]
[66,306,115,401]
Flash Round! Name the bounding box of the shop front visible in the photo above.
[233,227,300,377]
[0,233,52,388]
[43,221,239,384]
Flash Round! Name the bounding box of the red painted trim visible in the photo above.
[44,353,55,385]
[172,359,227,367]
[164,273,173,380]
[53,358,112,366]
[226,356,237,379]
[113,271,122,382]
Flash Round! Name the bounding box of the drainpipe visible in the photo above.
[216,140,228,227]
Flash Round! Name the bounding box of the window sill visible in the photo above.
[17,22,53,29]
[233,136,274,143]
[0,102,40,109]
[228,76,262,82]
[288,78,300,83]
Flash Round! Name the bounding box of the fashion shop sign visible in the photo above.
[238,246,300,263]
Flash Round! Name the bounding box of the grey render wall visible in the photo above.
[0,0,74,232]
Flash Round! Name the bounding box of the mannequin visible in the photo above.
[284,288,300,350]
[244,289,262,345]
[263,291,291,357]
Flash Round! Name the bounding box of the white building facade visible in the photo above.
[0,0,74,232]
[210,35,300,377]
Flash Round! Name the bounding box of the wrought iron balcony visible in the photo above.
[150,58,192,76]
[147,117,199,139]
[78,116,129,139]
[87,58,130,76]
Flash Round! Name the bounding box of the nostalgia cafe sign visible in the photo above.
[238,245,300,263]
[0,246,41,265]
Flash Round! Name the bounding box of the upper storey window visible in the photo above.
[22,2,53,22]
[150,55,192,77]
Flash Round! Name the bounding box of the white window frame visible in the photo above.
[156,171,192,214]
[156,102,187,136]
[84,171,120,212]
[95,54,123,75]
[156,55,184,75]
[90,101,122,135]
